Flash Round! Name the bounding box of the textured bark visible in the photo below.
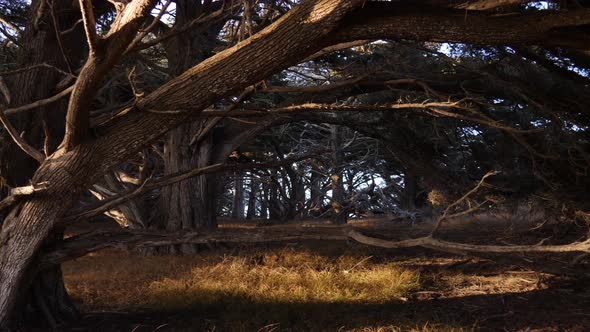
[1,0,82,189]
[157,0,227,237]
[158,127,216,254]
[0,1,84,328]
[334,3,590,50]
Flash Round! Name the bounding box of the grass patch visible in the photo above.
[65,249,420,309]
[62,247,523,331]
[148,250,420,309]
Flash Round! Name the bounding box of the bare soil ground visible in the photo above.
[34,217,590,331]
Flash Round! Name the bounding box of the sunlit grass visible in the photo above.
[64,249,420,308]
[64,247,542,330]
[147,250,420,310]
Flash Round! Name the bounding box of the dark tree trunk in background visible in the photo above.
[401,170,418,211]
[295,176,306,218]
[309,162,323,216]
[231,174,245,219]
[269,170,282,220]
[330,125,347,224]
[159,124,216,253]
[246,176,259,219]
[158,0,226,237]
[284,164,305,219]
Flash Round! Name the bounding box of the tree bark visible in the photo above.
[159,123,216,253]
[157,0,226,239]
[334,3,590,50]
[0,0,84,328]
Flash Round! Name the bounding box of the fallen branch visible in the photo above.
[41,225,590,269]
[40,226,348,269]
[348,230,590,254]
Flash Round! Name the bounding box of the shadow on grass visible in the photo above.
[48,286,590,332]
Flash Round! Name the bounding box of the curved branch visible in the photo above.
[0,107,45,163]
[348,230,590,254]
[4,85,74,116]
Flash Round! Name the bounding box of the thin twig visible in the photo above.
[430,170,499,235]
[79,0,98,54]
[4,85,74,116]
[0,107,45,163]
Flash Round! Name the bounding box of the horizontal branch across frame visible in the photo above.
[41,226,590,270]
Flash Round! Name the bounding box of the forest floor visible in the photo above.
[48,217,590,331]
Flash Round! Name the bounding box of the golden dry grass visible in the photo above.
[148,252,420,309]
[62,245,552,331]
[59,218,590,331]
[64,249,420,309]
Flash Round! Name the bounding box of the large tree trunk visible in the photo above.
[159,124,216,253]
[0,0,84,328]
[157,0,226,237]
